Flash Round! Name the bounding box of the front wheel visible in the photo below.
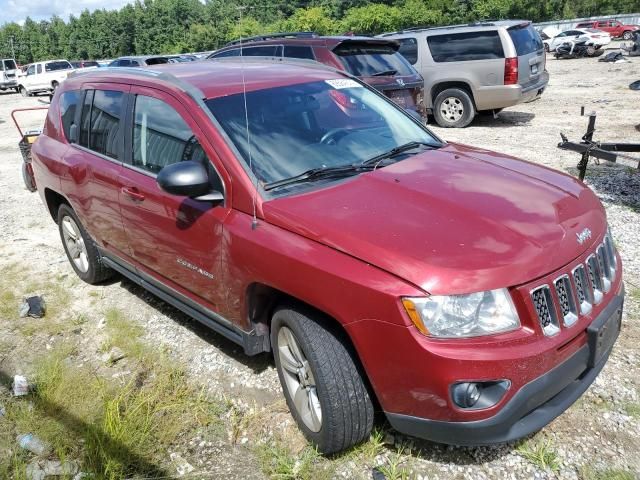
[433,88,475,128]
[271,306,374,454]
[57,204,114,284]
[19,86,28,97]
[623,31,633,40]
[21,162,37,192]
[51,81,59,92]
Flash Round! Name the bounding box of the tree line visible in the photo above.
[0,0,638,64]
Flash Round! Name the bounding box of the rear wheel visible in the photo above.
[271,306,374,454]
[433,88,475,128]
[57,204,114,284]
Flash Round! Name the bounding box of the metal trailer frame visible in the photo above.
[557,110,640,180]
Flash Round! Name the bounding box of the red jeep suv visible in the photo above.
[576,19,639,40]
[31,59,623,454]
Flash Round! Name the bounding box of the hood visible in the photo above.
[262,143,607,295]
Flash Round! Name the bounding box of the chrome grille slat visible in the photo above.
[586,254,604,304]
[531,285,560,336]
[572,264,593,315]
[596,244,611,293]
[604,233,617,276]
[554,275,578,327]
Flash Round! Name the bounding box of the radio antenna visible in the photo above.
[237,5,259,230]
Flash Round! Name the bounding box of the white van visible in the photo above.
[17,60,74,97]
[0,58,18,92]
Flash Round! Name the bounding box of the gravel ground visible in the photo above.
[0,49,639,479]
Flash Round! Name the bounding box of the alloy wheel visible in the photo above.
[277,326,322,432]
[61,215,89,273]
[441,96,464,122]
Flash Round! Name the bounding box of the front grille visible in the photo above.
[531,285,560,336]
[554,275,578,326]
[530,235,618,335]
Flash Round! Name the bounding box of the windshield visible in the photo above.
[206,79,439,189]
[2,59,17,70]
[45,61,73,72]
[334,44,415,77]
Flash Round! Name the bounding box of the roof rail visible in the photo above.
[379,21,503,36]
[225,31,318,46]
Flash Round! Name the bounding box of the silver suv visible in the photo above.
[379,21,548,127]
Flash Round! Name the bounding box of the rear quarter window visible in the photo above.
[508,25,544,55]
[427,31,504,62]
[283,45,315,60]
[60,90,80,141]
[397,38,418,65]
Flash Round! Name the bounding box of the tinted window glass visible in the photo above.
[508,25,544,55]
[334,44,415,76]
[37,64,42,74]
[60,90,80,142]
[242,46,280,56]
[83,61,99,68]
[79,90,94,147]
[427,31,504,62]
[206,80,439,190]
[145,57,169,65]
[397,37,418,64]
[211,49,240,58]
[87,90,124,159]
[26,65,35,75]
[283,45,315,60]
[131,95,208,174]
[45,61,72,71]
[3,59,17,70]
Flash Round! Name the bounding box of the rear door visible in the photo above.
[117,86,230,312]
[507,23,545,89]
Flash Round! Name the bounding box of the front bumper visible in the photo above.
[385,289,623,446]
[0,79,17,88]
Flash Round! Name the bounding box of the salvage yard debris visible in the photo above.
[26,459,79,480]
[19,295,46,318]
[12,375,30,396]
[17,433,50,455]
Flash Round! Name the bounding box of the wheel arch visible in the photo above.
[430,81,477,109]
[44,187,70,222]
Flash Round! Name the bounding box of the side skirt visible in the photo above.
[99,251,269,356]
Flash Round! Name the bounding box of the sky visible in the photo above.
[0,0,134,25]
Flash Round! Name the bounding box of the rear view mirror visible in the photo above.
[157,161,222,201]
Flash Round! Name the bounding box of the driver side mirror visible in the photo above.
[157,161,223,202]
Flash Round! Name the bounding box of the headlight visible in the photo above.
[402,289,520,338]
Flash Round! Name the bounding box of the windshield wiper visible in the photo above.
[361,141,434,167]
[371,69,397,76]
[264,164,375,191]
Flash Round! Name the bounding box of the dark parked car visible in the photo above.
[208,32,424,115]
[31,59,623,454]
[108,55,169,67]
[70,60,100,69]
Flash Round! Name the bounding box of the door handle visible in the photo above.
[122,186,145,202]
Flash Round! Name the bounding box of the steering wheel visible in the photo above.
[320,128,350,146]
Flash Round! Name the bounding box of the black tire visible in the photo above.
[57,204,114,284]
[433,87,475,128]
[14,87,20,94]
[19,86,28,97]
[544,43,550,52]
[271,306,374,454]
[21,162,37,192]
[51,81,58,91]
[623,31,633,40]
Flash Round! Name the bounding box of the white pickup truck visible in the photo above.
[17,60,74,96]
[0,58,19,92]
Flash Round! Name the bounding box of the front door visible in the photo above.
[118,86,230,313]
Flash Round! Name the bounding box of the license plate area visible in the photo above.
[531,64,539,75]
[387,89,414,108]
[587,307,621,367]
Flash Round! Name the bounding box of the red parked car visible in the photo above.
[31,60,623,454]
[576,19,639,40]
[207,32,425,116]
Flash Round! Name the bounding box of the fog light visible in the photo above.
[452,382,482,408]
[451,380,511,410]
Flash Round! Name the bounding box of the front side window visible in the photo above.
[45,61,72,72]
[37,64,42,74]
[78,89,124,159]
[206,79,440,191]
[397,37,418,65]
[334,43,416,76]
[242,46,282,57]
[427,31,504,62]
[26,65,35,75]
[60,90,80,142]
[283,45,315,60]
[211,49,240,58]
[130,95,209,174]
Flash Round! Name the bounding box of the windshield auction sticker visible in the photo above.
[325,79,362,89]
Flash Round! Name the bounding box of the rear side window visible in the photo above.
[60,90,80,141]
[334,43,415,76]
[283,45,315,60]
[242,46,282,57]
[45,61,72,71]
[397,38,418,65]
[79,89,124,160]
[145,57,169,65]
[508,25,544,55]
[427,31,504,62]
